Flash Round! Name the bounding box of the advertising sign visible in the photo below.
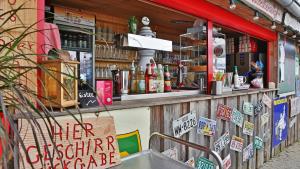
[243,121,254,136]
[230,135,244,152]
[231,108,244,128]
[173,112,197,138]
[272,97,288,148]
[197,117,217,136]
[19,116,121,169]
[243,143,254,162]
[214,131,230,153]
[217,104,232,121]
[243,102,254,116]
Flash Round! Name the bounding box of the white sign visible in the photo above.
[223,154,231,169]
[284,13,300,32]
[241,0,283,23]
[162,147,178,160]
[290,117,297,128]
[230,135,244,152]
[261,113,270,126]
[173,112,197,138]
[214,131,230,153]
[262,94,272,109]
[243,143,254,162]
[290,98,300,117]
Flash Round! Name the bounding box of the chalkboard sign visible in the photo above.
[78,90,99,108]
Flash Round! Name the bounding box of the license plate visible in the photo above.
[173,112,197,138]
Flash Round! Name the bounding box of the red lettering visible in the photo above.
[63,160,71,169]
[9,15,16,22]
[86,139,91,155]
[99,153,107,166]
[56,144,64,160]
[8,0,17,5]
[106,136,115,151]
[17,42,25,50]
[52,125,63,140]
[66,123,70,140]
[109,152,116,165]
[75,141,84,157]
[43,144,52,161]
[0,39,5,46]
[27,41,35,50]
[87,155,97,169]
[84,123,94,137]
[26,146,39,164]
[73,124,81,140]
[94,138,103,153]
[74,158,84,169]
[65,144,74,160]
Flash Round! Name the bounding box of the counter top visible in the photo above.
[14,88,277,119]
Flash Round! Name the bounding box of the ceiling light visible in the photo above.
[229,0,236,10]
[271,21,276,30]
[283,28,288,35]
[253,11,259,21]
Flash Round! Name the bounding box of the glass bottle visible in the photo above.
[156,64,164,93]
[234,66,240,88]
[68,33,73,48]
[145,64,154,93]
[130,61,137,94]
[137,66,145,94]
[164,65,172,92]
[151,63,157,93]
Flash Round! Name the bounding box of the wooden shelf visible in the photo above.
[95,58,132,63]
[190,65,207,72]
[95,40,114,45]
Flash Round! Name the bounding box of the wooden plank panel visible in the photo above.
[150,105,164,151]
[248,94,257,169]
[239,95,249,169]
[256,93,264,168]
[189,100,209,159]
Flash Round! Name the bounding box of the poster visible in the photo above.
[272,97,288,148]
[214,131,230,153]
[243,143,254,162]
[217,104,232,121]
[230,135,244,152]
[196,157,215,169]
[18,116,121,169]
[173,112,197,138]
[231,108,244,128]
[197,117,217,136]
[278,34,296,94]
[223,154,231,169]
[261,113,269,126]
[254,136,263,150]
[243,121,254,136]
[262,94,272,109]
[243,102,254,116]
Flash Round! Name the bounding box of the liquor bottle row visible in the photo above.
[61,31,91,49]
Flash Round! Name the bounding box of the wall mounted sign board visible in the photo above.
[272,97,288,148]
[197,117,217,136]
[173,112,197,138]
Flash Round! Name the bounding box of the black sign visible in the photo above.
[78,90,99,108]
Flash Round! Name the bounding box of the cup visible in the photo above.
[238,76,247,86]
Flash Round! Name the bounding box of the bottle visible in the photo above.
[234,66,240,88]
[145,64,154,93]
[68,33,73,48]
[63,33,68,47]
[137,66,145,94]
[156,64,164,93]
[78,34,83,48]
[151,63,157,93]
[177,62,184,88]
[164,65,172,92]
[130,60,137,94]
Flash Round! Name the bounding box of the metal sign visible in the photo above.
[254,100,263,116]
[243,121,254,136]
[240,0,283,23]
[243,102,254,116]
[254,136,264,150]
[223,154,231,169]
[272,97,288,148]
[243,143,254,162]
[290,97,300,117]
[173,112,197,138]
[214,131,230,153]
[230,135,244,152]
[262,94,272,109]
[231,108,244,128]
[196,157,215,169]
[217,104,233,121]
[197,117,217,136]
[261,113,270,126]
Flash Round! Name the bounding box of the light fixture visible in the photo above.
[283,27,288,35]
[271,21,276,30]
[253,11,259,21]
[229,0,236,10]
[292,34,297,39]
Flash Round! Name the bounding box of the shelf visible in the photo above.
[95,40,114,45]
[190,65,207,72]
[95,59,132,63]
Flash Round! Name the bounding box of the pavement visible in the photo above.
[260,142,300,169]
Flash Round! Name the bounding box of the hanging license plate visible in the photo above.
[173,112,197,138]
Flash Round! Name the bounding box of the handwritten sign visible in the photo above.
[243,102,254,116]
[79,90,99,108]
[217,104,232,121]
[196,157,215,169]
[261,113,269,126]
[230,135,244,152]
[262,94,272,109]
[214,131,230,153]
[231,108,244,128]
[162,147,178,160]
[173,112,197,138]
[254,136,263,150]
[243,143,254,162]
[243,121,254,136]
[223,154,231,169]
[18,116,121,169]
[197,117,217,136]
[254,100,263,116]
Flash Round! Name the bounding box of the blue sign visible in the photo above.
[272,97,288,148]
